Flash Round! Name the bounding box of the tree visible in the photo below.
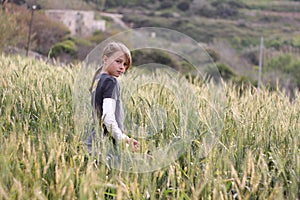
[0,10,25,52]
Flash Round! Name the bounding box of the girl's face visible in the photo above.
[103,52,129,77]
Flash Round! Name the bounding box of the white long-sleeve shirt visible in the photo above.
[102,98,128,142]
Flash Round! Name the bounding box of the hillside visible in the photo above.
[122,0,300,96]
[1,0,300,94]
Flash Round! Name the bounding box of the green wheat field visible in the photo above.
[0,54,299,199]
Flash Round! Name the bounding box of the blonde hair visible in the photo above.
[89,41,132,93]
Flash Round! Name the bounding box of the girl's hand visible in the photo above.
[126,137,139,152]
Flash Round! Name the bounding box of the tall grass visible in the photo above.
[0,54,299,199]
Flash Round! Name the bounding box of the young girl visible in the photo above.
[86,41,139,156]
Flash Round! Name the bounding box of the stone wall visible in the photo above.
[45,10,106,36]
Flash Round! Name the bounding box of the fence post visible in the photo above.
[26,5,37,56]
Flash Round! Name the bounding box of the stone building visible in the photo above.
[45,10,106,36]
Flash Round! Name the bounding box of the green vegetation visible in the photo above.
[50,40,78,58]
[0,5,28,51]
[49,36,94,61]
[265,54,300,90]
[132,49,180,70]
[216,63,237,81]
[0,55,299,199]
[33,13,71,55]
[291,35,300,48]
[0,13,19,51]
[245,0,300,12]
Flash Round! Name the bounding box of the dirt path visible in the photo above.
[99,12,129,29]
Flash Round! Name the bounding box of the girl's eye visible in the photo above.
[116,60,121,63]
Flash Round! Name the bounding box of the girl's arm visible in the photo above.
[102,98,128,141]
[103,98,139,151]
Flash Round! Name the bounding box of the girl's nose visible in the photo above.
[120,64,125,70]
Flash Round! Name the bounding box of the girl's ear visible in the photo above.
[102,55,108,64]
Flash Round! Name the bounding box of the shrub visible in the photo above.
[177,2,190,11]
[265,38,285,50]
[0,4,30,52]
[132,49,179,70]
[259,15,281,23]
[227,1,247,9]
[216,62,237,80]
[194,4,216,18]
[159,1,173,9]
[87,31,109,43]
[49,39,78,58]
[104,0,125,8]
[266,54,292,71]
[159,11,174,18]
[281,57,300,87]
[242,50,259,65]
[214,3,239,19]
[11,0,26,5]
[205,47,220,62]
[229,36,260,51]
[0,11,24,52]
[68,36,93,60]
[234,75,254,87]
[291,35,300,48]
[32,12,70,55]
